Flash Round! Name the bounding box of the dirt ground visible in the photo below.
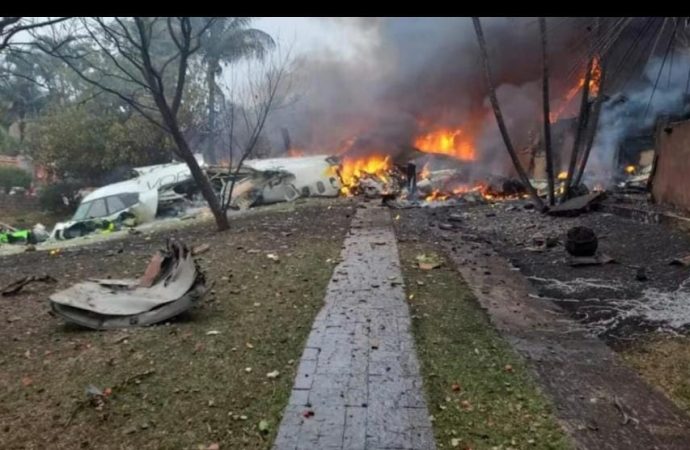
[4,194,690,448]
[394,198,690,438]
[405,200,690,343]
[0,199,355,450]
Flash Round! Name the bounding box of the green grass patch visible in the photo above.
[399,242,572,450]
[1,206,350,450]
[621,335,690,414]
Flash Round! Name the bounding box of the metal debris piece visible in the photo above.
[567,253,615,267]
[1,275,57,296]
[670,255,690,267]
[49,240,206,330]
[548,192,606,217]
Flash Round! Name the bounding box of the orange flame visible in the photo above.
[425,190,448,202]
[414,127,476,161]
[424,181,509,203]
[335,154,392,196]
[550,56,602,123]
[287,148,305,157]
[419,163,431,180]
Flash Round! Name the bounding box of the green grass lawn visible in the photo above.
[399,242,572,450]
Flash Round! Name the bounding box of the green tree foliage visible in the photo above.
[196,18,274,163]
[0,126,20,155]
[26,105,173,183]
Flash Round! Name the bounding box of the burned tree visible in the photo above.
[539,18,556,206]
[34,18,231,231]
[561,57,594,202]
[573,64,607,187]
[472,17,545,211]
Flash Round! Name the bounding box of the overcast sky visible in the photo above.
[251,17,372,60]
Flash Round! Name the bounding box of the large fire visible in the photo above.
[333,154,392,196]
[550,56,602,123]
[414,128,476,161]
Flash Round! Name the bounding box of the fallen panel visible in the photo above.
[49,240,206,329]
[548,191,606,217]
[50,284,205,330]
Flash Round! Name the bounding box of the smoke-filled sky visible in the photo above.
[252,18,582,170]
[248,18,690,184]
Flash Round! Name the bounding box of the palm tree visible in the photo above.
[197,18,274,164]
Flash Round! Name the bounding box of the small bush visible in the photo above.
[38,182,82,215]
[0,166,32,193]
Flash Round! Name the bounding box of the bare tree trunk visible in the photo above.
[573,62,607,187]
[206,57,219,165]
[142,56,228,230]
[281,127,291,153]
[35,18,229,231]
[570,18,604,192]
[167,117,229,230]
[561,57,594,201]
[539,18,556,206]
[472,17,545,210]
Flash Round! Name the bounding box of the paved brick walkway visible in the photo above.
[273,206,436,450]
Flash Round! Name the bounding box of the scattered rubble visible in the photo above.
[0,222,43,245]
[1,275,57,296]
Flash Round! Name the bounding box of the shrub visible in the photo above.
[37,182,82,215]
[0,166,31,193]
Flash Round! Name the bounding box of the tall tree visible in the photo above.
[561,57,593,201]
[197,18,274,164]
[0,51,50,140]
[35,17,232,230]
[0,17,68,52]
[539,18,556,206]
[472,17,545,211]
[216,51,292,211]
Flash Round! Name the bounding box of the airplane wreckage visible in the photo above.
[49,239,206,329]
[42,156,344,329]
[50,154,342,240]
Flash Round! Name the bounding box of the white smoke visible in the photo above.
[587,52,690,185]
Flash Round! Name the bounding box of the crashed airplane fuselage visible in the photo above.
[50,154,342,239]
[222,155,342,209]
[51,158,202,240]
